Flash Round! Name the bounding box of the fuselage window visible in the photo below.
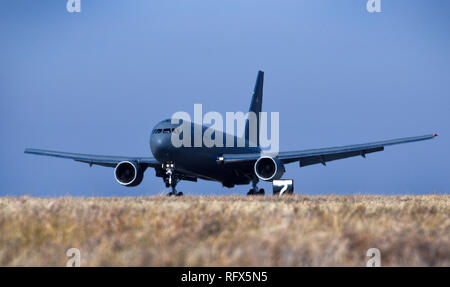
[163,128,171,133]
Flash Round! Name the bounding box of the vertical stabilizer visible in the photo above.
[245,71,264,146]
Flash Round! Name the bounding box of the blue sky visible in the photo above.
[1,0,449,196]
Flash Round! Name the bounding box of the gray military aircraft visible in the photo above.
[25,71,438,196]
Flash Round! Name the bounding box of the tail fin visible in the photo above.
[244,71,264,146]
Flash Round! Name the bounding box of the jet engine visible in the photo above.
[254,156,285,181]
[114,161,145,186]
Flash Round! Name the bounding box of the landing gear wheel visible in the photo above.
[166,191,183,197]
[247,178,265,196]
[163,163,182,196]
[247,188,265,196]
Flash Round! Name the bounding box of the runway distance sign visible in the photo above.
[272,179,294,196]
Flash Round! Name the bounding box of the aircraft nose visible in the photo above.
[150,133,172,161]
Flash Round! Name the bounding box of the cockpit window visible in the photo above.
[153,128,176,134]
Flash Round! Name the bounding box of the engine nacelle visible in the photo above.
[254,156,285,181]
[114,161,145,186]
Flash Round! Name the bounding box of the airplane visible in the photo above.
[25,71,438,196]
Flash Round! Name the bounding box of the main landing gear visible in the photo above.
[247,178,265,196]
[163,163,183,196]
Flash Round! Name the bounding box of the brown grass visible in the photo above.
[0,195,448,266]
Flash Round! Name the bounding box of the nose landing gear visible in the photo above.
[163,163,183,196]
[247,177,265,196]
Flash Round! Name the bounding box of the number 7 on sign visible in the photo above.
[272,179,294,196]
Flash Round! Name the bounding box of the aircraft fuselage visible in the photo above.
[150,119,259,187]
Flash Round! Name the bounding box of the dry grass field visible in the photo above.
[0,195,448,266]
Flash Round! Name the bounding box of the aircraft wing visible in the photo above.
[218,133,438,167]
[24,148,160,168]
